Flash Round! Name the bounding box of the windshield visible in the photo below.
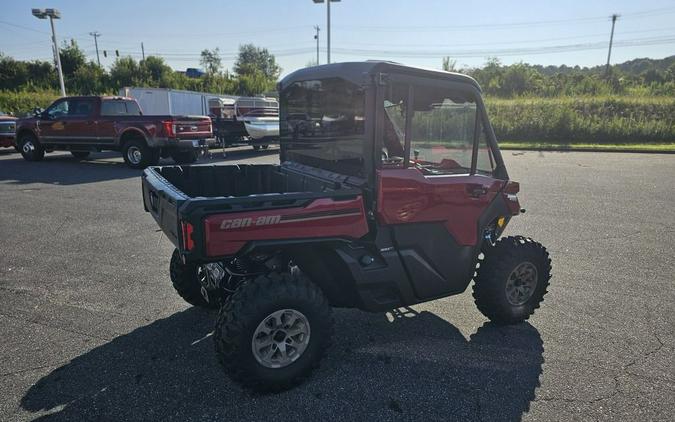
[280,78,365,177]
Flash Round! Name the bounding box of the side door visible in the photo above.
[39,98,97,145]
[376,75,506,300]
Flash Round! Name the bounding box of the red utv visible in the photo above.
[142,61,552,392]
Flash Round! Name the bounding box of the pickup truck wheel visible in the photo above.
[170,150,198,165]
[122,139,158,169]
[473,236,551,325]
[214,272,333,392]
[169,249,223,309]
[71,151,90,159]
[19,134,44,162]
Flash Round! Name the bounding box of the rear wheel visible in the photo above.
[71,151,90,159]
[473,236,551,325]
[18,133,44,162]
[169,249,224,309]
[122,138,159,169]
[170,150,198,165]
[214,272,333,392]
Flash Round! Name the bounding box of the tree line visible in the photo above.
[0,41,280,97]
[443,56,675,98]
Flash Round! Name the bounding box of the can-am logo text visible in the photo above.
[220,215,282,230]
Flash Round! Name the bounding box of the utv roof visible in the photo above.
[279,61,481,92]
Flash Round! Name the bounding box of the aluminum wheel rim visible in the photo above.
[22,139,34,154]
[505,261,538,306]
[251,309,311,369]
[127,146,142,164]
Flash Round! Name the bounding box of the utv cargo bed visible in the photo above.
[141,163,368,259]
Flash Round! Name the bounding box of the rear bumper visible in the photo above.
[155,137,215,150]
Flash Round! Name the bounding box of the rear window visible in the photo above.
[101,100,142,116]
[280,78,365,177]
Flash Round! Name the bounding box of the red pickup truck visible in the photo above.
[15,96,213,168]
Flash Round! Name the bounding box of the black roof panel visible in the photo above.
[279,61,481,91]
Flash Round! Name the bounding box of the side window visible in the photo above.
[476,118,495,175]
[68,99,94,117]
[45,100,69,119]
[381,82,407,166]
[101,101,126,116]
[409,85,476,175]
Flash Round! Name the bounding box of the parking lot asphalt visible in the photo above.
[0,147,673,421]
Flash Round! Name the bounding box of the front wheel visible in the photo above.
[18,134,44,161]
[473,236,551,325]
[214,272,333,392]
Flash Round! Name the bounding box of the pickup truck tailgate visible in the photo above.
[141,167,187,248]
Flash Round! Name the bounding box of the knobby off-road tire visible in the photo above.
[122,139,159,169]
[473,236,551,325]
[169,249,221,309]
[170,150,198,165]
[19,133,44,162]
[214,272,333,392]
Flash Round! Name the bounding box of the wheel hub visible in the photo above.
[127,146,142,164]
[22,140,34,153]
[505,261,538,306]
[196,262,225,303]
[252,309,311,369]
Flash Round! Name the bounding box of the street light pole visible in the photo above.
[33,8,66,97]
[48,15,66,96]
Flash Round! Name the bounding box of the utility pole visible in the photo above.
[141,42,145,60]
[89,31,101,66]
[605,14,619,76]
[314,25,320,65]
[312,0,339,64]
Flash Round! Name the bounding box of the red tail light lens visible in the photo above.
[162,120,175,137]
[181,221,195,251]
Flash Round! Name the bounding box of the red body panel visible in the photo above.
[203,196,369,257]
[377,168,506,246]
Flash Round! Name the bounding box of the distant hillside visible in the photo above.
[533,55,675,76]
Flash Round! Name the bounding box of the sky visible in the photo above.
[1,0,674,77]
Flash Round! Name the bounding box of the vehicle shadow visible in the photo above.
[20,307,543,421]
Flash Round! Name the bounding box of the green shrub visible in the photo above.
[486,96,675,144]
[0,90,59,116]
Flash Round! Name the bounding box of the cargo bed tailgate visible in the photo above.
[142,167,188,248]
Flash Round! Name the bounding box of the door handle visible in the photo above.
[467,184,489,198]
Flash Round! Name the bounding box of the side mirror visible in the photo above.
[33,108,45,118]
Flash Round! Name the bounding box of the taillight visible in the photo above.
[503,181,521,215]
[162,120,176,137]
[181,221,195,251]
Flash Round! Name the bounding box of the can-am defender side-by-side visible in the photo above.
[142,62,552,392]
